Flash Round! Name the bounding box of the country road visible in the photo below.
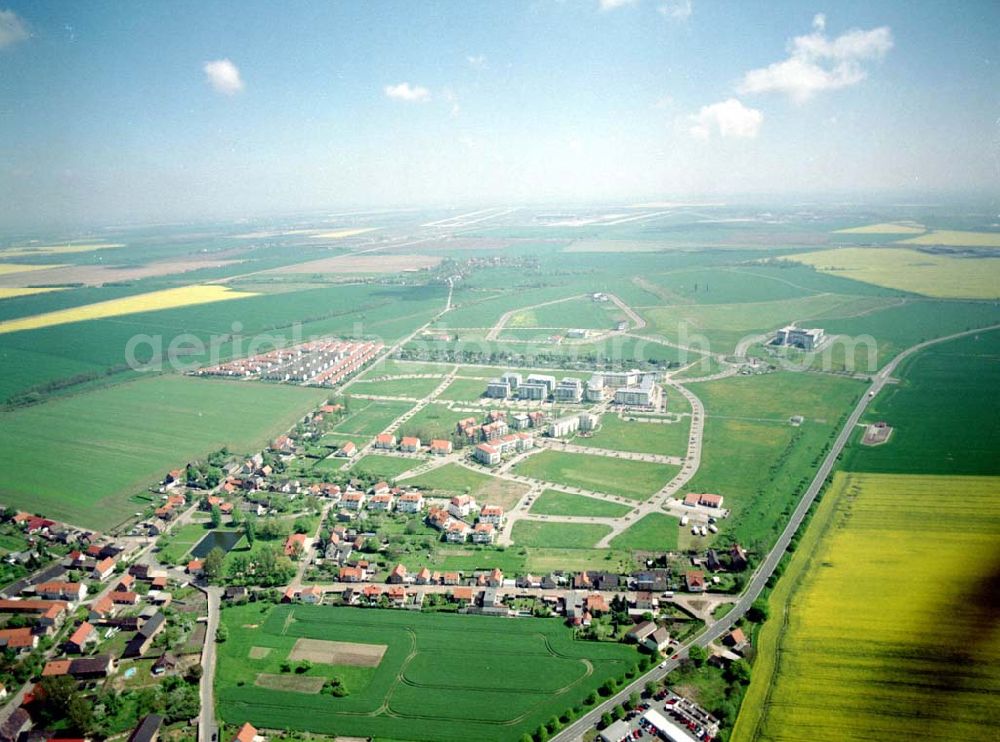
[552,323,1000,741]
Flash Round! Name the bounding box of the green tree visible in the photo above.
[688,644,707,667]
[68,694,94,733]
[244,516,256,546]
[215,624,229,643]
[600,712,613,728]
[747,597,770,623]
[210,505,222,528]
[203,547,225,582]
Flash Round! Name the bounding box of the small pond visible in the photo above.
[190,530,243,558]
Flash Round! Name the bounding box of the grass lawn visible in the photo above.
[608,513,679,551]
[156,522,209,565]
[574,414,689,456]
[0,375,327,530]
[512,450,677,500]
[402,464,529,510]
[396,402,462,442]
[435,377,488,402]
[685,370,863,554]
[348,376,443,399]
[216,603,639,742]
[333,398,415,437]
[511,521,612,548]
[341,454,420,481]
[529,490,632,518]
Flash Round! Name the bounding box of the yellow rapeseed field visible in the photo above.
[733,472,1000,742]
[0,285,257,334]
[898,229,1000,247]
[834,221,926,234]
[0,263,69,276]
[0,287,67,299]
[309,228,379,239]
[0,242,125,256]
[787,247,1000,299]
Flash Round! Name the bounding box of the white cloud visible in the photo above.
[203,59,244,95]
[442,88,460,117]
[652,95,674,109]
[466,54,487,69]
[738,17,893,102]
[689,98,763,140]
[384,82,431,102]
[599,0,637,10]
[658,0,692,21]
[0,9,29,49]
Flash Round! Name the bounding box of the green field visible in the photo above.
[608,513,679,551]
[333,398,415,437]
[685,371,863,552]
[348,376,443,399]
[396,402,461,442]
[513,450,677,500]
[733,472,1000,742]
[341,454,419,480]
[574,414,689,456]
[529,489,632,518]
[401,463,491,493]
[846,329,1000,475]
[434,376,488,401]
[0,375,327,529]
[216,603,639,741]
[508,296,624,330]
[510,521,612,548]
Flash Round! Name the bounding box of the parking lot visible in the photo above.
[597,688,719,742]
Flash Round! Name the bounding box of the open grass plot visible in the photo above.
[0,375,327,529]
[395,402,461,441]
[574,414,689,457]
[732,472,1000,742]
[685,371,863,553]
[507,297,625,330]
[608,513,679,551]
[529,489,632,518]
[340,454,419,481]
[348,376,443,399]
[332,398,414,437]
[511,521,612,548]
[216,603,639,742]
[403,464,529,510]
[512,450,677,500]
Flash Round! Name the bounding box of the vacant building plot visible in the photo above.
[263,253,440,275]
[608,513,679,552]
[732,472,1000,742]
[529,489,632,518]
[0,375,327,529]
[574,414,689,457]
[348,375,442,399]
[512,450,677,500]
[787,247,1000,299]
[510,521,612,549]
[395,402,461,441]
[685,371,863,552]
[403,464,529,510]
[0,284,257,334]
[216,603,639,742]
[338,455,417,481]
[332,398,414,437]
[433,376,488,401]
[288,638,387,667]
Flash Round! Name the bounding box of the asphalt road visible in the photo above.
[198,585,222,742]
[552,323,999,742]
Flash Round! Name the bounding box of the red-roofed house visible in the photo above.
[337,441,357,458]
[66,622,96,653]
[232,722,260,742]
[374,433,396,449]
[397,491,424,513]
[479,505,505,525]
[0,628,38,653]
[472,522,495,544]
[35,582,87,602]
[474,443,500,466]
[284,533,307,558]
[445,521,470,543]
[685,570,706,592]
[387,564,407,584]
[111,592,139,606]
[89,595,116,622]
[429,439,452,455]
[339,566,363,583]
[400,436,421,453]
[698,493,724,508]
[186,560,204,576]
[448,495,476,519]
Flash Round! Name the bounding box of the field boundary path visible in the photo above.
[552,322,1000,741]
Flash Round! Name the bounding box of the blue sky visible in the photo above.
[0,0,997,226]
